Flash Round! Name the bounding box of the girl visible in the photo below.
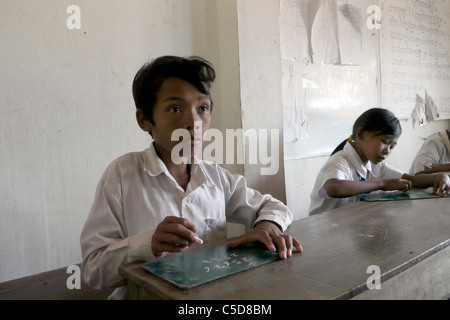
[309,108,450,215]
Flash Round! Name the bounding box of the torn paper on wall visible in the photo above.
[309,0,362,65]
[337,1,363,65]
[282,70,310,143]
[279,0,310,62]
[411,94,427,128]
[425,90,440,121]
[310,0,340,64]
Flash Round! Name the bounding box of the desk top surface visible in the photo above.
[119,197,449,300]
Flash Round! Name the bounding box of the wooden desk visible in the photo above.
[119,198,450,300]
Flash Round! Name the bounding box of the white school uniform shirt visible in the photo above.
[309,141,404,216]
[80,143,293,299]
[409,131,450,175]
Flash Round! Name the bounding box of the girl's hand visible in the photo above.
[431,173,450,197]
[226,221,303,259]
[381,179,412,192]
[151,216,201,256]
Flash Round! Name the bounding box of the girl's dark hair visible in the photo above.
[331,108,402,156]
[132,56,216,125]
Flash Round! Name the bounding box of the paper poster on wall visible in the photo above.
[280,0,378,159]
[310,0,363,65]
[380,0,450,120]
[279,0,363,65]
[279,0,310,62]
[336,1,363,65]
[310,0,341,64]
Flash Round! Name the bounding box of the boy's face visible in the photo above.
[143,77,211,162]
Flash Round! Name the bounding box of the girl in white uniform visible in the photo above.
[309,108,450,216]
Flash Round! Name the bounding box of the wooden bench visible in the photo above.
[0,264,113,300]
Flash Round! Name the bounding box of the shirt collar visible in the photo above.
[143,143,216,188]
[343,141,375,179]
[144,143,167,177]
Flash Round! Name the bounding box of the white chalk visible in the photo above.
[193,236,203,244]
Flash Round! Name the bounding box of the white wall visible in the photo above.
[236,0,287,202]
[0,0,210,282]
[202,0,243,176]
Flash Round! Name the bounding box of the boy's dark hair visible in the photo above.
[132,56,216,125]
[331,108,402,156]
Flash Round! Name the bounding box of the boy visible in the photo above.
[80,56,302,299]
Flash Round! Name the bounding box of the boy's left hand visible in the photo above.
[226,221,303,259]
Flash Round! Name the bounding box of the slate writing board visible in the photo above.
[362,190,441,202]
[143,245,279,289]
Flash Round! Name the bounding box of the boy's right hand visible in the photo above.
[151,216,200,257]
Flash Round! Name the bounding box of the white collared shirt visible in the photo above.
[80,143,292,299]
[409,131,450,174]
[309,141,404,216]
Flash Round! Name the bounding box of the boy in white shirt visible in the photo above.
[409,130,450,175]
[80,56,302,299]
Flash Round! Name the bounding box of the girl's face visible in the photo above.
[140,77,212,164]
[357,131,399,164]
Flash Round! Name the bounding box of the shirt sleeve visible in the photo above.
[217,167,293,232]
[317,160,353,199]
[378,161,404,179]
[409,137,443,174]
[79,164,155,290]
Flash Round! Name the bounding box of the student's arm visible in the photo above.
[80,174,156,290]
[324,178,412,198]
[218,168,293,231]
[415,163,450,175]
[402,172,450,196]
[216,167,302,258]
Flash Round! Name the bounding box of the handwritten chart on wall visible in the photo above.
[143,245,279,288]
[380,0,450,120]
[280,0,380,160]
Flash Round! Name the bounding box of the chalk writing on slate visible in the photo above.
[143,245,279,288]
